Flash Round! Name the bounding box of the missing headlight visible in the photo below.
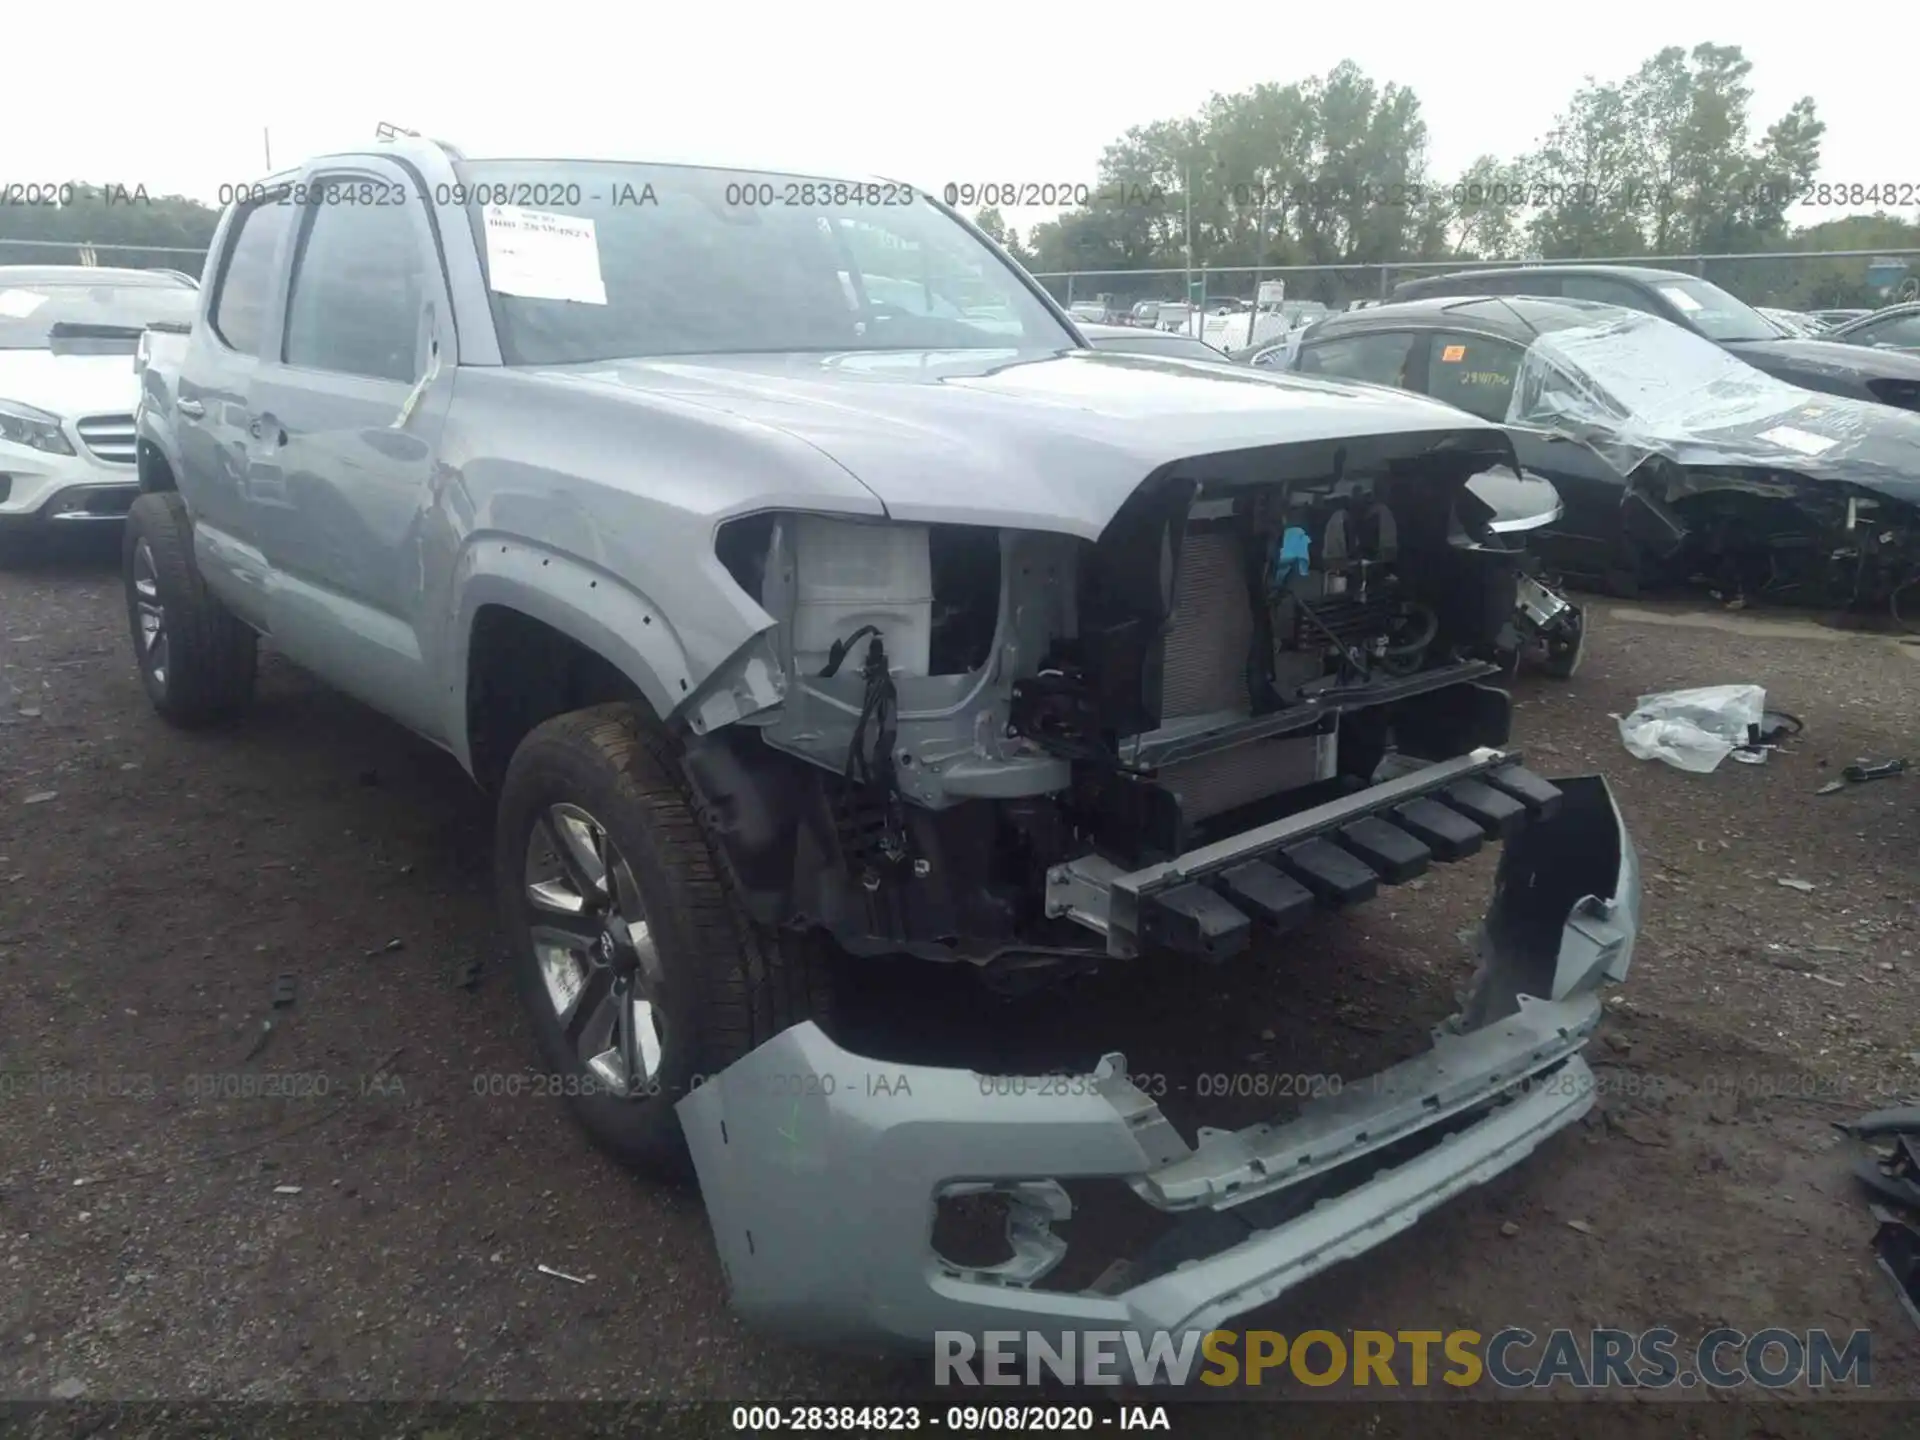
[716,513,1002,677]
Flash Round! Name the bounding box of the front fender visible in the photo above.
[449,538,725,759]
[135,390,184,495]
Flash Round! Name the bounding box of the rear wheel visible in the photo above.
[122,492,257,726]
[495,704,835,1178]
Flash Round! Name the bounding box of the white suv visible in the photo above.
[0,266,197,547]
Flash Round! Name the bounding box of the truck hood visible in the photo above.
[545,348,1510,538]
[0,349,141,419]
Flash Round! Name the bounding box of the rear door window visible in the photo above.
[282,180,431,384]
[210,198,296,356]
[1421,331,1526,421]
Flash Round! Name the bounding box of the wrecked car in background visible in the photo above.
[1389,264,1920,413]
[125,130,1639,1354]
[1292,296,1920,615]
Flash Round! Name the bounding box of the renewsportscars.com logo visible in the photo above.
[934,1327,1873,1390]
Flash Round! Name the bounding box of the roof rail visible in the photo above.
[375,121,466,163]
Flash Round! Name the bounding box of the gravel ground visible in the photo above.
[3,531,1920,1408]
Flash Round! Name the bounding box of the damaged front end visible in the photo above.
[1509,314,1920,613]
[1620,461,1920,612]
[672,415,1639,1351]
[689,421,1543,977]
[678,773,1636,1351]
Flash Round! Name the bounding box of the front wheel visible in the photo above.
[495,705,835,1178]
[122,492,257,726]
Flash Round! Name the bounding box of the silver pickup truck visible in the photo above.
[129,131,1638,1354]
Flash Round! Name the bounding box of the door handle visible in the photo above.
[177,398,205,419]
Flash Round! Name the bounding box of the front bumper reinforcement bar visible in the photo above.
[1048,746,1569,959]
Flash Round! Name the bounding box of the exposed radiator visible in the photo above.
[1156,528,1336,821]
[1159,529,1253,719]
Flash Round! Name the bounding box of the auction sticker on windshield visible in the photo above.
[482,205,607,305]
[0,289,47,318]
[1657,285,1703,312]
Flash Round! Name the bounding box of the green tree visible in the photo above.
[971,205,1035,268]
[1447,155,1528,259]
[0,182,219,271]
[1026,61,1441,286]
[1520,44,1823,258]
[1521,77,1649,257]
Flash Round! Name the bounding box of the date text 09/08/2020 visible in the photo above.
[729,1404,1169,1432]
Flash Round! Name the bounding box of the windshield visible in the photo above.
[0,282,196,350]
[458,161,1073,363]
[1645,276,1778,343]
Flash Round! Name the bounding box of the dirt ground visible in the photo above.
[4,529,1920,1411]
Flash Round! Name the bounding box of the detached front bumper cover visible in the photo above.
[678,773,1637,1353]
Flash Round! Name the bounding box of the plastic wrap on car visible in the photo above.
[1504,312,1893,481]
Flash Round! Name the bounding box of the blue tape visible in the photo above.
[1276,525,1312,581]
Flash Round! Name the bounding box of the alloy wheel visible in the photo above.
[521,802,666,1098]
[132,539,169,688]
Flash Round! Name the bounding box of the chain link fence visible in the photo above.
[6,238,1917,319]
[1034,249,1920,320]
[0,237,212,274]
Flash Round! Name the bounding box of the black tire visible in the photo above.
[122,492,257,726]
[495,703,835,1178]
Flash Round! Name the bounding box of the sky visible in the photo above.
[2,0,1907,241]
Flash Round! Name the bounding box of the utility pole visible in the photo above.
[263,128,273,171]
[1183,163,1194,336]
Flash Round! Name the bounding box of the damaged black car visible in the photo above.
[1290,295,1920,614]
